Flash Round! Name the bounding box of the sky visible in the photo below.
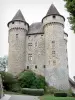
[0,0,75,79]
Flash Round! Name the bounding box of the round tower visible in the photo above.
[7,10,29,76]
[42,4,70,90]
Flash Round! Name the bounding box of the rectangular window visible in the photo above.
[27,66,29,69]
[35,42,37,47]
[52,51,55,54]
[28,43,32,49]
[28,54,32,61]
[16,34,18,38]
[52,41,55,48]
[28,35,30,39]
[35,65,37,69]
[43,65,46,68]
[53,60,56,66]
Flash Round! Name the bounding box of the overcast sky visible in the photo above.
[0,0,75,79]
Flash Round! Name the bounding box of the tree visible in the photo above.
[0,56,8,71]
[0,71,16,90]
[18,71,47,89]
[64,0,75,33]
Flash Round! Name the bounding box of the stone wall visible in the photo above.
[43,15,70,90]
[8,21,28,76]
[26,34,45,76]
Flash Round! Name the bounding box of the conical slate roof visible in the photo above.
[12,10,25,22]
[46,4,60,16]
[7,10,29,27]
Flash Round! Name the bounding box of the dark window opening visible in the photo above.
[27,66,29,69]
[53,15,56,18]
[12,21,14,24]
[43,65,46,68]
[53,60,56,65]
[52,41,55,43]
[16,34,18,38]
[35,65,37,69]
[52,51,55,54]
[41,35,43,36]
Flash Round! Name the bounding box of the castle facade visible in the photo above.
[7,4,70,90]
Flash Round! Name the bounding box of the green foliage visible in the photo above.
[0,71,16,91]
[64,0,75,33]
[21,88,44,96]
[54,92,67,97]
[32,75,46,89]
[18,71,36,88]
[11,83,21,92]
[72,93,75,97]
[18,70,46,89]
[40,95,75,100]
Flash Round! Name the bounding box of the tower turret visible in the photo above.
[7,10,29,76]
[42,4,70,90]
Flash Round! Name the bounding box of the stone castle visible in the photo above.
[7,4,70,90]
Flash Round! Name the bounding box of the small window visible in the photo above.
[16,34,18,38]
[35,65,37,69]
[52,51,55,54]
[35,42,37,47]
[53,15,56,18]
[53,60,56,65]
[52,41,55,43]
[28,54,32,61]
[41,35,43,36]
[52,41,55,48]
[12,21,14,24]
[28,36,30,38]
[52,51,55,57]
[43,65,46,68]
[28,43,32,49]
[27,66,29,69]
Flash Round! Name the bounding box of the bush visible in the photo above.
[18,71,47,89]
[0,71,17,91]
[21,88,44,96]
[11,83,21,92]
[72,93,75,97]
[18,71,36,88]
[32,75,46,89]
[54,92,67,97]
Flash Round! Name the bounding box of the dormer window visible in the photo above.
[53,15,56,19]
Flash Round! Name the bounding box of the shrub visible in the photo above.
[72,93,75,97]
[54,92,67,97]
[18,71,36,88]
[11,83,21,92]
[21,88,44,96]
[0,71,17,91]
[18,71,47,89]
[32,75,46,89]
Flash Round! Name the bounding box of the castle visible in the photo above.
[7,4,70,90]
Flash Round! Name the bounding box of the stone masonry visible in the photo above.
[7,4,70,90]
